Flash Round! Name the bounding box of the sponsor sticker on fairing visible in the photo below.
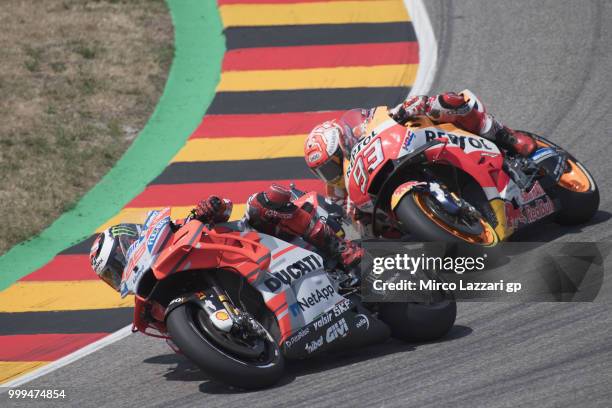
[313,311,333,330]
[401,129,416,153]
[355,314,370,329]
[146,216,170,254]
[505,197,555,229]
[305,336,323,354]
[423,129,499,154]
[332,298,351,317]
[289,284,335,317]
[284,327,310,349]
[519,182,546,204]
[325,318,349,343]
[263,254,323,292]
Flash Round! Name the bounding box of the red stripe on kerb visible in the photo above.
[190,111,344,138]
[223,42,418,71]
[0,333,109,361]
[126,180,325,208]
[19,255,96,281]
[219,0,373,4]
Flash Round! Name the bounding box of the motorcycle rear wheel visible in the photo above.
[525,132,600,225]
[378,301,457,342]
[395,191,499,246]
[166,303,284,390]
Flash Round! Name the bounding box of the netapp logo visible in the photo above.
[289,285,335,316]
[264,254,322,292]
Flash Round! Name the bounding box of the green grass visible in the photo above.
[0,0,174,255]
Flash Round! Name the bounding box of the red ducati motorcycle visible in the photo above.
[121,203,455,390]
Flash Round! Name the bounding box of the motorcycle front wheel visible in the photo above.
[166,303,284,390]
[395,191,499,246]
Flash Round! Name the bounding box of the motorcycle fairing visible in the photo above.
[281,297,390,359]
[252,233,347,340]
[124,216,347,341]
[120,208,172,298]
[345,107,407,211]
[345,111,560,240]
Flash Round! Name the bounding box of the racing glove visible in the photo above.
[389,95,429,124]
[193,196,233,224]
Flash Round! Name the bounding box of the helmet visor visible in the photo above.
[112,224,141,257]
[312,148,343,184]
[339,108,371,153]
[99,250,126,291]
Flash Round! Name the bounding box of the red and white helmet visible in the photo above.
[304,109,372,184]
[304,120,345,184]
[339,108,370,149]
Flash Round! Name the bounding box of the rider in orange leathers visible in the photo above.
[304,90,537,215]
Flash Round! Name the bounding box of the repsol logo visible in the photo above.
[425,130,495,151]
[264,254,322,292]
[289,285,335,317]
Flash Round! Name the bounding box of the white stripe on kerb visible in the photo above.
[405,0,438,96]
[0,325,133,390]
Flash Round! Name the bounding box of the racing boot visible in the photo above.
[333,239,364,289]
[493,126,537,157]
[305,221,364,289]
[305,220,363,264]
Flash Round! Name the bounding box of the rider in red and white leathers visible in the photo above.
[92,188,363,292]
[304,89,537,222]
[195,186,363,269]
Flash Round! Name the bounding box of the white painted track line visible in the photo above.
[405,0,438,95]
[0,325,133,390]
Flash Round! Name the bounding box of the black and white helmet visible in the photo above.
[89,224,142,291]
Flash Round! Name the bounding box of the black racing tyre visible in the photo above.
[166,303,284,390]
[378,301,457,342]
[522,131,600,225]
[395,191,499,246]
[553,163,599,225]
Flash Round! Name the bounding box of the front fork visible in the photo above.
[165,276,265,337]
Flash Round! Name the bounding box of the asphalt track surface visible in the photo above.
[8,1,612,407]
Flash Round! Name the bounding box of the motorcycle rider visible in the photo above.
[304,89,538,212]
[90,185,363,292]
